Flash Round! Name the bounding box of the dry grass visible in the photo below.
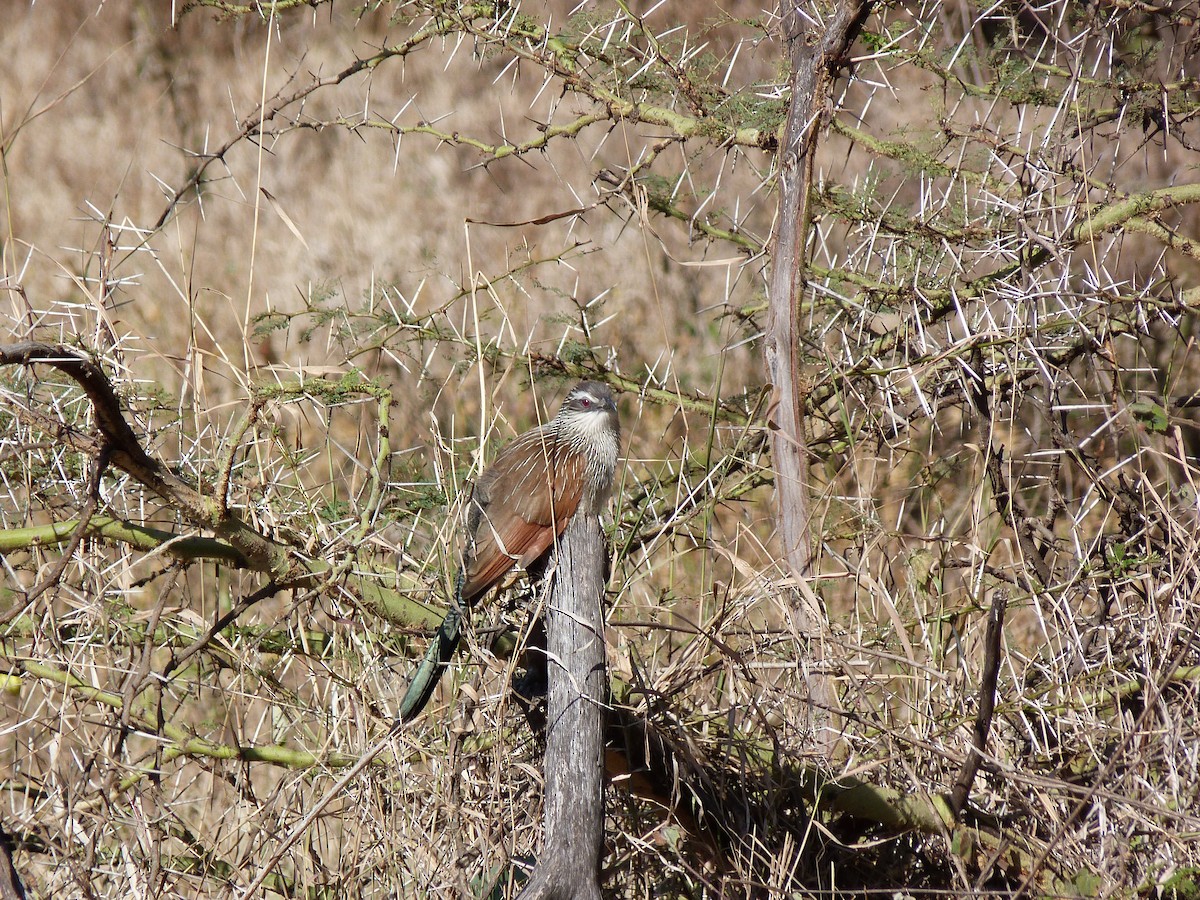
[3,1,1200,897]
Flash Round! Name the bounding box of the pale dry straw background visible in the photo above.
[3,1,1200,897]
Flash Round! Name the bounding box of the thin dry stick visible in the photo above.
[161,580,284,681]
[1015,631,1200,896]
[237,723,404,898]
[949,589,1007,818]
[2,444,111,624]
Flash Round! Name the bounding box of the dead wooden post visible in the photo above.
[0,826,27,900]
[516,512,607,900]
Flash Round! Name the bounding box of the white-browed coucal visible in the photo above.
[399,380,620,721]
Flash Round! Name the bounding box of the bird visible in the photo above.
[398,380,621,722]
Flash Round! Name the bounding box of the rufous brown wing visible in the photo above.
[459,428,587,603]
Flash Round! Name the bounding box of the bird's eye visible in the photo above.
[579,397,592,408]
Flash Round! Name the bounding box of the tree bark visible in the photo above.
[0,826,27,900]
[516,513,607,900]
[767,0,873,758]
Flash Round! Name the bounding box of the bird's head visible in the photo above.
[557,381,621,501]
[557,381,619,438]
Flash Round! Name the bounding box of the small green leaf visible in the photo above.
[1129,400,1168,433]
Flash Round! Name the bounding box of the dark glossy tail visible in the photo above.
[397,572,465,722]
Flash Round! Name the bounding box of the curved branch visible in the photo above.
[2,654,380,812]
[0,516,247,565]
[1,342,446,634]
[1,341,293,576]
[156,10,460,229]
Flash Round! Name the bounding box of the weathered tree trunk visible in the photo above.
[767,0,874,758]
[0,827,27,900]
[516,512,607,900]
